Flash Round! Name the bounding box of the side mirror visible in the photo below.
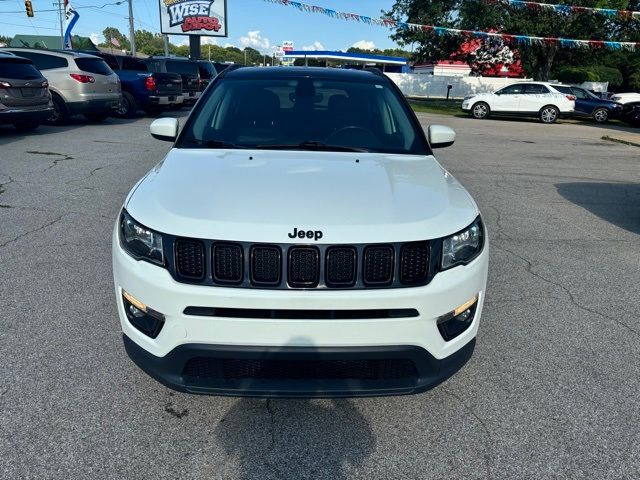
[428,125,455,149]
[150,117,179,142]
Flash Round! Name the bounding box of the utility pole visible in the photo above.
[53,1,64,49]
[244,49,247,65]
[163,34,169,56]
[128,0,136,57]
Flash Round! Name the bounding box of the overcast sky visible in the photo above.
[0,0,404,51]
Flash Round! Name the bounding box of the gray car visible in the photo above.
[1,48,121,124]
[0,52,53,132]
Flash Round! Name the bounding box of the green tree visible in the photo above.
[100,27,130,51]
[0,35,11,46]
[387,0,640,80]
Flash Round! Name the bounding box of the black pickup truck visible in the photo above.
[145,57,205,106]
[82,52,183,117]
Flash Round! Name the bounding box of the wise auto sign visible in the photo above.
[159,0,227,37]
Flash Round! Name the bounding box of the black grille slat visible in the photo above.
[288,247,320,288]
[183,357,418,381]
[326,247,357,287]
[212,243,243,284]
[251,246,281,286]
[175,239,205,280]
[400,242,429,284]
[363,246,394,286]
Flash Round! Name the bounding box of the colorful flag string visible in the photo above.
[479,0,640,20]
[263,0,639,51]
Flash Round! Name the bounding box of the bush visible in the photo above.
[557,67,600,84]
[628,72,640,91]
[594,67,623,89]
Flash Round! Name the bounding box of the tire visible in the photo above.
[45,94,68,125]
[592,107,609,123]
[471,102,490,119]
[12,122,40,132]
[114,92,137,118]
[539,105,559,124]
[84,112,109,122]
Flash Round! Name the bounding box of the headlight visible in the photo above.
[441,217,484,270]
[463,95,474,101]
[119,210,164,266]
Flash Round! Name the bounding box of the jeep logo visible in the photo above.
[288,228,323,241]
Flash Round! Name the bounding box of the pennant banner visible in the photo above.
[263,0,639,52]
[482,0,640,20]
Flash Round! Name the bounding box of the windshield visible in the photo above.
[178,77,428,154]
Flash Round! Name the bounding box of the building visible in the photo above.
[283,50,409,73]
[9,34,98,51]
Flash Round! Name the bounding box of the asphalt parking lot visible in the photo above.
[1,112,639,479]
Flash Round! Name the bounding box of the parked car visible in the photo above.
[0,52,53,131]
[462,82,575,123]
[1,48,121,124]
[196,60,217,85]
[609,92,640,104]
[114,67,489,397]
[552,84,623,123]
[620,101,640,127]
[145,57,203,106]
[80,51,183,117]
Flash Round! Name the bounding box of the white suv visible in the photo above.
[462,82,575,123]
[113,67,489,397]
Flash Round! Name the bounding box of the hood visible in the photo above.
[126,149,479,244]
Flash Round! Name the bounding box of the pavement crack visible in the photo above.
[0,213,67,249]
[443,388,493,480]
[26,151,73,172]
[493,242,640,339]
[0,175,15,196]
[164,402,189,419]
[66,166,104,185]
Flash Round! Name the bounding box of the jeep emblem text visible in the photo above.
[288,228,323,241]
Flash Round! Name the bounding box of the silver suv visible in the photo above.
[1,48,121,124]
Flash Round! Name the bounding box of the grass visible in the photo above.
[408,98,464,116]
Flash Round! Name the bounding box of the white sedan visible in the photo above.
[462,82,575,123]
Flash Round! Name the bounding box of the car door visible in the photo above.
[569,87,594,115]
[491,84,524,112]
[519,84,551,113]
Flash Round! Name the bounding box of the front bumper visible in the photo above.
[113,225,489,397]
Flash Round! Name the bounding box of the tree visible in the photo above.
[387,0,640,80]
[101,27,130,51]
[0,35,11,46]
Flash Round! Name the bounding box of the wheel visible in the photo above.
[471,102,490,119]
[592,108,609,123]
[84,112,109,122]
[45,94,68,125]
[539,105,559,124]
[12,122,40,132]
[114,92,137,118]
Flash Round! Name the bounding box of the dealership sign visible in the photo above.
[159,0,228,36]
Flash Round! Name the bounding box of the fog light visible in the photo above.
[122,290,165,339]
[437,295,478,341]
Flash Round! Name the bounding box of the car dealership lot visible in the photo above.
[1,114,639,479]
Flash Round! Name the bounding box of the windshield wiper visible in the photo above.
[184,139,245,149]
[253,141,370,153]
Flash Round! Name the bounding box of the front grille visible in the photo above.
[400,242,429,284]
[251,246,281,286]
[363,246,394,286]
[175,239,205,279]
[326,247,357,287]
[212,243,243,283]
[288,247,320,288]
[183,357,418,381]
[167,238,438,290]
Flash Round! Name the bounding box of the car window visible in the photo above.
[0,60,43,79]
[75,58,114,76]
[8,51,68,70]
[498,84,525,95]
[98,54,119,71]
[180,77,429,155]
[570,88,590,100]
[198,62,216,79]
[525,84,549,94]
[166,60,198,75]
[145,60,162,73]
[122,57,147,72]
[552,85,572,95]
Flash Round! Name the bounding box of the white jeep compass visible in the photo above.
[112,67,489,397]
